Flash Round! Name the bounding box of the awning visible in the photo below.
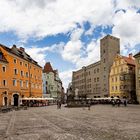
[21,97,55,100]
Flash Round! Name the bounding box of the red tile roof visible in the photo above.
[43,62,54,73]
[122,56,135,66]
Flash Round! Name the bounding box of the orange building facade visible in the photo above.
[0,44,42,106]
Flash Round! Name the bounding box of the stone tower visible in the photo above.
[100,35,120,97]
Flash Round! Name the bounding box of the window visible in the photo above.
[25,63,28,67]
[112,86,114,91]
[20,62,23,66]
[120,76,124,81]
[89,71,90,75]
[139,59,140,64]
[104,67,106,71]
[103,59,105,63]
[115,77,117,82]
[116,86,117,91]
[21,71,24,76]
[2,66,6,72]
[26,81,28,88]
[3,80,6,86]
[139,80,140,88]
[20,80,23,87]
[26,72,28,77]
[14,59,17,63]
[14,69,18,75]
[112,77,114,82]
[13,79,17,86]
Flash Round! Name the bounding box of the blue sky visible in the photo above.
[0,0,140,90]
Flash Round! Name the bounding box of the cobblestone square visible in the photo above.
[0,105,140,140]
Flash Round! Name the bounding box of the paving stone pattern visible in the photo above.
[0,105,140,140]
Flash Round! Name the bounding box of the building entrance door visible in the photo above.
[13,94,19,106]
[4,97,8,106]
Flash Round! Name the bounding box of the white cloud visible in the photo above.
[61,40,82,63]
[61,28,83,64]
[59,69,74,91]
[61,26,101,69]
[24,42,64,67]
[115,0,140,10]
[76,40,100,68]
[112,8,140,55]
[0,0,114,39]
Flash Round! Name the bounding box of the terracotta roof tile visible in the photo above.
[122,56,135,66]
[43,62,54,73]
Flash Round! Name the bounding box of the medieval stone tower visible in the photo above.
[100,35,120,97]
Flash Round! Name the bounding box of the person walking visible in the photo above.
[124,99,127,107]
[57,100,59,109]
[88,100,91,110]
[111,99,115,107]
[117,99,121,107]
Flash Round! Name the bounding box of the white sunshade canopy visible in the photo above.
[21,97,55,100]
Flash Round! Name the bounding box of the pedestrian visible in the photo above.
[88,100,91,110]
[81,100,85,110]
[117,99,120,107]
[124,99,127,107]
[57,100,59,109]
[112,99,115,107]
[59,100,61,109]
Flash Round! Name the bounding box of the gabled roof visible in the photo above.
[0,44,42,68]
[122,56,135,66]
[43,62,54,73]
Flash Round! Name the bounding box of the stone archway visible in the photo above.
[13,94,19,106]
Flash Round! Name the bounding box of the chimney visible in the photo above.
[129,53,133,59]
[19,47,25,52]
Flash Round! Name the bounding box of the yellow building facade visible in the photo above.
[109,54,135,99]
[0,44,42,106]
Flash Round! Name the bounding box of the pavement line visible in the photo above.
[5,111,16,138]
